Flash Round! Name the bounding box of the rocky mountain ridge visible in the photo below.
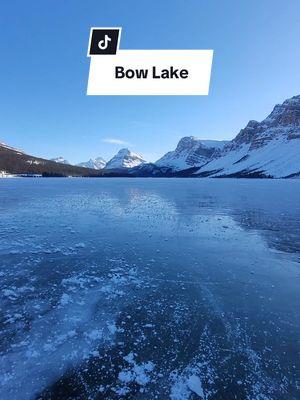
[156,137,228,171]
[195,95,300,178]
[1,95,299,178]
[77,157,106,170]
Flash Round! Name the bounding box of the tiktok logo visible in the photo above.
[88,28,121,55]
[98,35,111,50]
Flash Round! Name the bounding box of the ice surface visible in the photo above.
[0,178,299,399]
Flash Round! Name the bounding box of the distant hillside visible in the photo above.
[0,144,119,177]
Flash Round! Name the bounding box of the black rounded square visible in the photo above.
[89,28,120,55]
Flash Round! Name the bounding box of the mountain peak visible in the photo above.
[282,94,300,105]
[156,137,228,171]
[263,95,300,126]
[116,148,131,155]
[230,94,300,150]
[105,148,146,169]
[175,137,199,152]
[77,157,106,170]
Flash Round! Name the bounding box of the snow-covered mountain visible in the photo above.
[196,95,300,178]
[105,148,146,169]
[77,157,106,170]
[155,137,228,171]
[2,94,299,179]
[51,157,71,165]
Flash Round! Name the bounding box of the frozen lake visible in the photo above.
[0,178,299,400]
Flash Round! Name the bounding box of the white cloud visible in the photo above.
[102,138,130,145]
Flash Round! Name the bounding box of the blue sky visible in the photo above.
[0,0,299,163]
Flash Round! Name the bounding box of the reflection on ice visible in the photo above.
[0,178,299,399]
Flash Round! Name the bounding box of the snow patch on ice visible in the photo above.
[187,375,204,397]
[116,352,155,392]
[60,293,72,306]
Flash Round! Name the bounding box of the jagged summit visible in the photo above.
[156,136,228,171]
[77,157,106,170]
[197,94,300,178]
[105,148,146,169]
[263,95,300,126]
